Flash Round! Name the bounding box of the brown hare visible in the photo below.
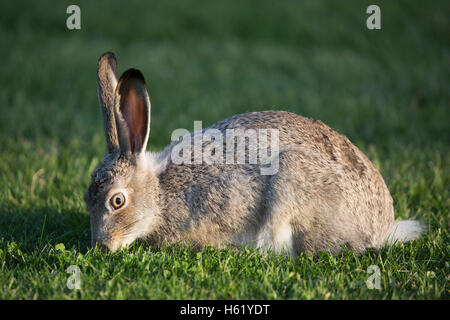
[84,52,424,256]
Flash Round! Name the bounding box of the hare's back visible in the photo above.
[211,110,374,177]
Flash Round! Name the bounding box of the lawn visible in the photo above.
[0,0,448,299]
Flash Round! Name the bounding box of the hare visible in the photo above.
[84,52,424,255]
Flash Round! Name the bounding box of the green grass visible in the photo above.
[0,0,448,299]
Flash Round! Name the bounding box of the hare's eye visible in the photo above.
[110,192,125,209]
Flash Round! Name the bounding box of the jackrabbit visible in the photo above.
[84,52,424,255]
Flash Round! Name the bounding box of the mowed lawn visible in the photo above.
[0,0,448,299]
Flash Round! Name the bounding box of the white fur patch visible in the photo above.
[386,220,425,244]
[273,223,294,256]
[143,149,171,175]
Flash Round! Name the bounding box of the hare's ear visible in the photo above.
[114,68,151,155]
[97,52,120,153]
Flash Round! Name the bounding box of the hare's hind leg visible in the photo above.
[257,148,367,256]
[254,148,323,256]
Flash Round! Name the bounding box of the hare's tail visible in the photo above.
[385,220,425,244]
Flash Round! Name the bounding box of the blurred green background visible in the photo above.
[1,0,448,149]
[0,0,448,299]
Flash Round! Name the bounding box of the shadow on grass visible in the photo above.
[0,206,91,253]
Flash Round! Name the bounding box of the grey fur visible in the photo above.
[97,52,119,153]
[85,52,424,255]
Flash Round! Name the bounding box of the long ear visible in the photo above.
[114,68,151,155]
[97,52,120,153]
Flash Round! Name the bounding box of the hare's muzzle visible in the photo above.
[92,241,108,251]
[93,239,122,253]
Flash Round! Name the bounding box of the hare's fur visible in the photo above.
[84,52,423,255]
